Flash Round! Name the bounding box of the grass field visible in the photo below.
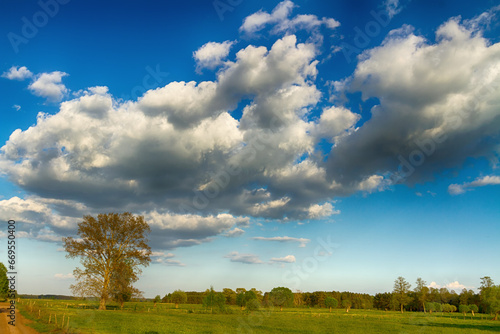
[18,299,500,334]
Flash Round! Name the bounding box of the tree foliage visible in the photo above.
[393,276,411,313]
[203,286,226,313]
[171,290,187,308]
[325,297,338,312]
[0,262,8,300]
[63,212,151,310]
[269,287,293,311]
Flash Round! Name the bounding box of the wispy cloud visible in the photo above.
[269,255,296,263]
[225,251,263,264]
[448,175,500,195]
[251,236,310,248]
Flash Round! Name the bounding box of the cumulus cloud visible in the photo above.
[28,71,68,101]
[145,211,250,249]
[2,6,499,254]
[2,66,33,80]
[224,227,245,238]
[269,255,296,263]
[428,281,474,291]
[251,236,310,248]
[448,175,500,195]
[328,15,500,188]
[194,41,235,73]
[240,0,339,35]
[225,251,263,264]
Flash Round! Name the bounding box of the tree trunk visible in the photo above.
[494,312,498,321]
[423,302,426,313]
[329,307,332,313]
[99,297,106,310]
[400,304,403,313]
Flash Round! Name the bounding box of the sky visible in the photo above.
[0,0,499,298]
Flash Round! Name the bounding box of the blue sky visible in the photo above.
[0,0,499,298]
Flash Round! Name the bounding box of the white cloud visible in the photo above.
[2,66,33,80]
[54,273,74,280]
[224,227,245,238]
[151,252,185,266]
[13,105,21,111]
[384,0,403,19]
[28,71,68,101]
[225,251,263,264]
[307,202,339,219]
[269,255,296,263]
[252,236,310,248]
[240,1,339,35]
[328,14,500,187]
[448,175,500,195]
[193,41,235,73]
[428,281,474,291]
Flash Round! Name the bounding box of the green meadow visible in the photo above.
[18,299,500,334]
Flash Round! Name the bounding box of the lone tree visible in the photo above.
[393,276,411,313]
[63,212,151,310]
[171,290,187,308]
[414,277,429,312]
[325,297,338,312]
[269,287,293,311]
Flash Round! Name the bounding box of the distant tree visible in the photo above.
[223,288,236,305]
[294,291,304,307]
[434,302,442,313]
[250,288,263,302]
[481,285,500,320]
[425,302,436,313]
[203,286,226,313]
[63,212,151,310]
[468,304,478,316]
[480,277,495,291]
[0,263,8,300]
[325,297,338,312]
[171,290,187,308]
[269,287,293,311]
[342,299,352,312]
[236,290,257,310]
[459,288,475,306]
[162,293,170,303]
[393,276,412,313]
[459,304,469,318]
[374,292,393,310]
[414,278,429,312]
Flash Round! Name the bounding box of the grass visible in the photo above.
[18,299,500,334]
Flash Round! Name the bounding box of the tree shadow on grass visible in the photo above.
[411,322,500,332]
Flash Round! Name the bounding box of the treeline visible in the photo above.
[159,288,373,310]
[379,276,500,319]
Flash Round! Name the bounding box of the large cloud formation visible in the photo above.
[1,3,499,251]
[328,16,500,187]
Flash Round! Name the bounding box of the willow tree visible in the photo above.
[63,212,151,310]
